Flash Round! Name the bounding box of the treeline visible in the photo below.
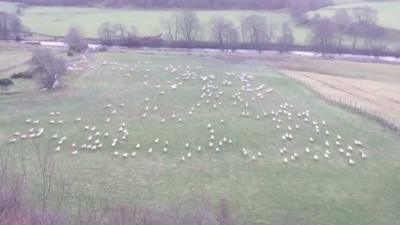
[309,7,390,55]
[88,7,393,56]
[15,0,332,11]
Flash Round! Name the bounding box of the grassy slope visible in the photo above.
[1,50,400,225]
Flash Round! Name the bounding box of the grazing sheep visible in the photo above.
[305,147,311,153]
[313,155,319,161]
[325,141,330,147]
[71,150,78,155]
[131,152,136,157]
[136,143,141,149]
[348,158,355,165]
[113,151,119,156]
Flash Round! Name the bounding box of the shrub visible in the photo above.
[10,71,33,79]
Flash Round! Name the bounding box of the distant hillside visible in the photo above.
[11,0,332,10]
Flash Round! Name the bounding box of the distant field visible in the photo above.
[1,47,400,225]
[0,1,18,13]
[310,1,400,30]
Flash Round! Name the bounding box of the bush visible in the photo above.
[0,79,14,90]
[10,71,33,79]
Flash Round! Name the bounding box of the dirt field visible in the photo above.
[268,56,400,130]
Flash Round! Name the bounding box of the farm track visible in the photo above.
[280,70,400,128]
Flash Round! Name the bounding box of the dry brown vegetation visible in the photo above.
[268,56,400,130]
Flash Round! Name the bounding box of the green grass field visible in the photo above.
[1,49,400,225]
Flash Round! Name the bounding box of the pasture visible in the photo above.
[1,49,400,225]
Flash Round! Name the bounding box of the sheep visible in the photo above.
[251,155,256,160]
[339,148,345,153]
[325,141,330,147]
[131,152,136,157]
[148,148,153,153]
[305,147,311,153]
[104,132,109,137]
[49,120,55,125]
[111,110,117,114]
[91,126,96,132]
[136,143,141,149]
[163,147,168,153]
[337,135,342,140]
[9,138,17,144]
[33,120,40,125]
[209,142,214,147]
[210,135,215,140]
[354,140,363,146]
[347,145,353,151]
[185,142,190,148]
[113,151,119,156]
[142,113,147,118]
[257,152,262,157]
[52,134,59,139]
[178,118,183,123]
[313,155,319,161]
[187,152,192,158]
[336,141,341,146]
[181,156,186,162]
[348,158,355,165]
[106,118,111,123]
[283,157,288,164]
[325,130,330,136]
[71,150,78,155]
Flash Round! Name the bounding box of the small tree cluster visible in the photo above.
[31,48,67,89]
[309,7,388,55]
[0,12,23,41]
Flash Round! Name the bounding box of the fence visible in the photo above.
[279,71,400,135]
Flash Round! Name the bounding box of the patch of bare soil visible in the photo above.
[280,69,400,128]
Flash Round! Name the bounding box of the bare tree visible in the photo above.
[65,26,87,53]
[309,17,336,55]
[177,11,202,42]
[209,16,239,50]
[98,22,114,44]
[161,14,180,41]
[352,7,378,25]
[31,48,67,90]
[278,22,294,52]
[241,14,275,51]
[332,9,352,49]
